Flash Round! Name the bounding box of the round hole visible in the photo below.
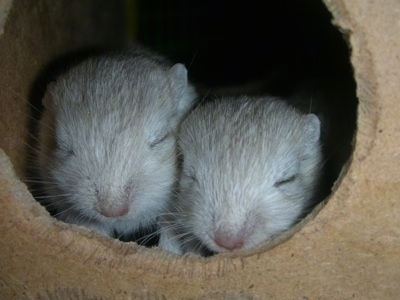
[20,0,358,257]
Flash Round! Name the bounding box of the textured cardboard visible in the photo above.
[0,0,399,298]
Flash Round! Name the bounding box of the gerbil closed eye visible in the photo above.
[149,132,170,149]
[182,167,197,183]
[274,175,297,187]
[55,140,75,156]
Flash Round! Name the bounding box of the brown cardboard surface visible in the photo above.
[0,0,399,298]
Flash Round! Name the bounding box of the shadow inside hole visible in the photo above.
[136,0,354,86]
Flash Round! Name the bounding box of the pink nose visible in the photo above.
[214,231,245,251]
[98,203,129,218]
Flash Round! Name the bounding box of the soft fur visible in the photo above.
[37,47,197,237]
[159,96,323,255]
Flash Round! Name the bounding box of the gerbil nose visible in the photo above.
[214,231,245,251]
[98,205,129,217]
[98,202,129,218]
[97,187,131,218]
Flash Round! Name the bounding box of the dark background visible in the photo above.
[135,0,353,93]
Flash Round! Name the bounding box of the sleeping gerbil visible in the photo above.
[35,47,197,239]
[158,95,324,255]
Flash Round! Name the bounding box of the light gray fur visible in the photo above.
[159,96,322,255]
[37,48,197,237]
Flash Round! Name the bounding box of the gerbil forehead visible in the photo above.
[52,64,175,109]
[182,129,302,177]
[217,147,299,174]
[57,91,170,124]
[55,109,140,143]
[182,119,303,154]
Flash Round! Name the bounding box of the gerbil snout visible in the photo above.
[95,187,131,218]
[97,201,129,218]
[213,228,246,251]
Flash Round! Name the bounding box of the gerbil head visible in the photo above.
[176,97,322,253]
[37,51,197,235]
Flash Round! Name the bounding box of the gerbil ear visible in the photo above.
[170,63,187,85]
[304,113,321,143]
[169,63,197,116]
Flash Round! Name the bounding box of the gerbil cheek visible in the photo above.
[152,138,176,164]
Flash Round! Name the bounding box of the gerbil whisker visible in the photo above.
[8,86,44,112]
[115,231,125,240]
[181,88,210,123]
[23,179,62,186]
[135,230,159,245]
[308,95,314,114]
[34,193,72,200]
[6,87,54,135]
[187,49,198,70]
[51,205,76,218]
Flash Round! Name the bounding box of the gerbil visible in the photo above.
[158,96,323,255]
[35,47,197,238]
